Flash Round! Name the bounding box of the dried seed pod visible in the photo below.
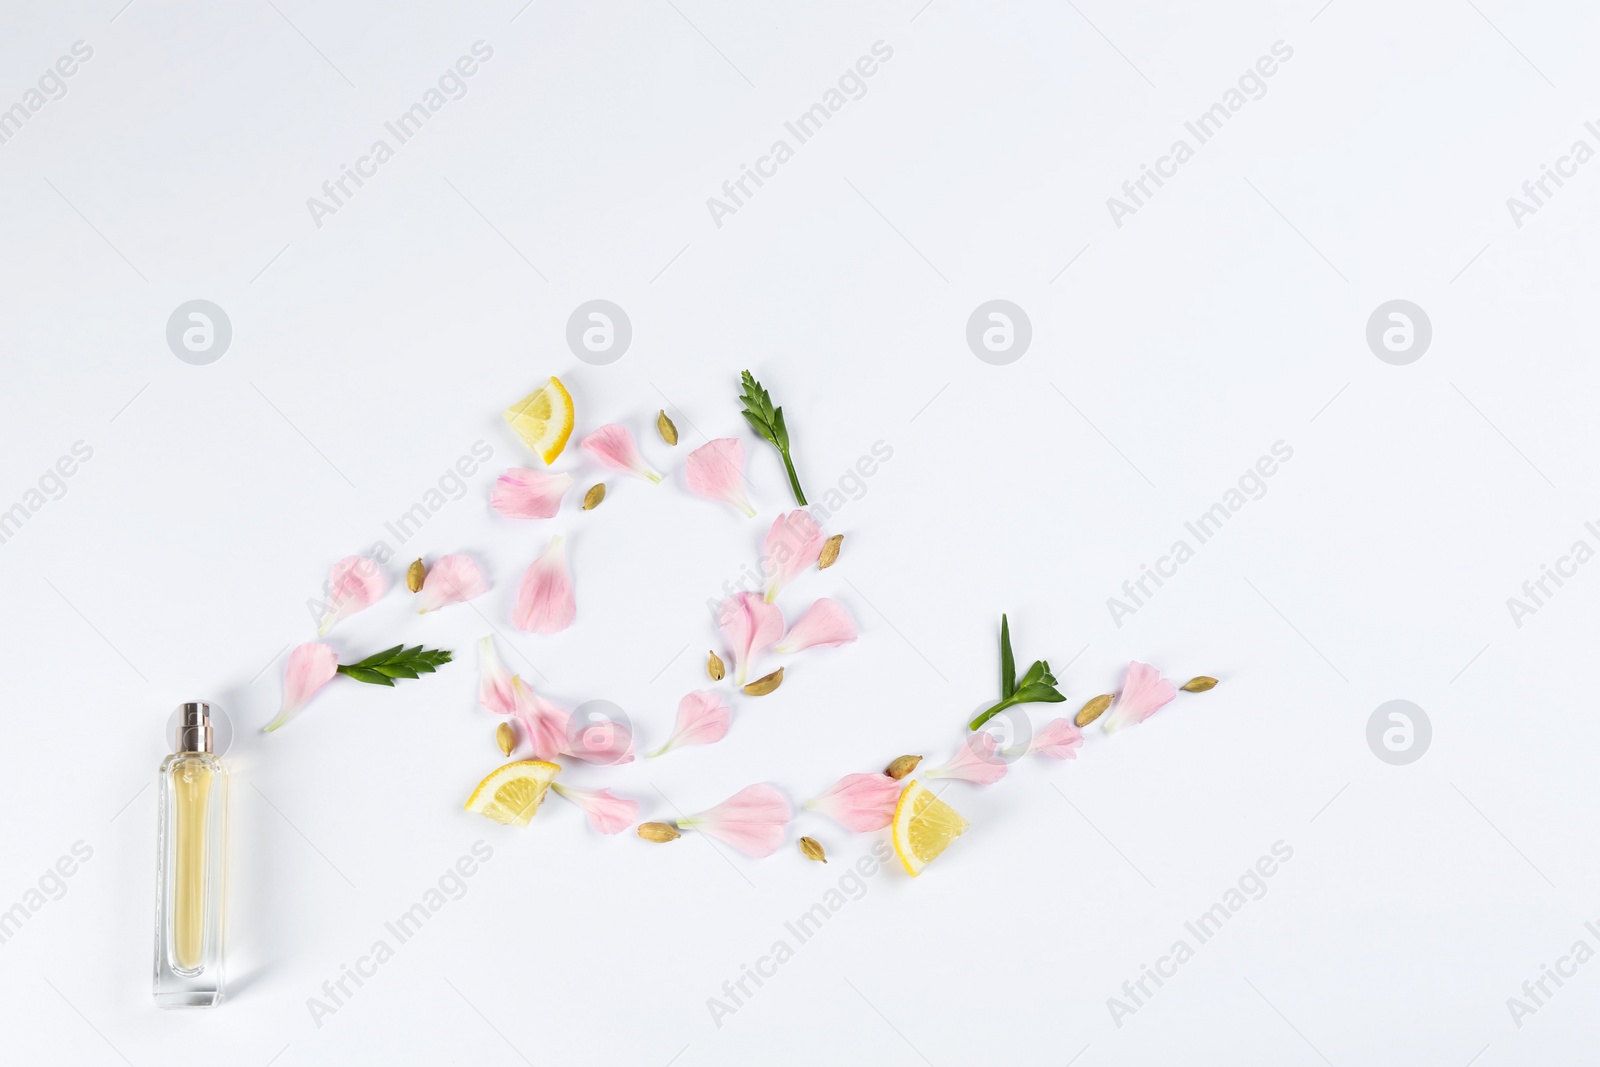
[707,650,726,681]
[1180,676,1218,693]
[799,837,827,863]
[406,558,426,593]
[1075,693,1114,728]
[743,668,784,696]
[637,821,681,843]
[885,755,921,780]
[582,483,606,510]
[818,534,843,569]
[657,410,679,446]
[495,722,515,756]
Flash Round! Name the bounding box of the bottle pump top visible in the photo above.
[174,702,214,754]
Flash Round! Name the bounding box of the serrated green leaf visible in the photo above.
[1015,684,1066,704]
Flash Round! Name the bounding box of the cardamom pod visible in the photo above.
[818,534,843,569]
[582,483,606,510]
[885,754,921,780]
[1075,693,1113,728]
[799,837,827,863]
[1180,676,1218,692]
[708,650,726,681]
[495,721,515,756]
[657,409,679,446]
[406,558,425,593]
[743,668,784,696]
[637,821,681,843]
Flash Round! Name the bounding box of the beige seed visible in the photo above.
[708,650,726,681]
[637,821,681,843]
[1075,693,1114,728]
[582,483,606,510]
[495,722,515,756]
[818,534,843,569]
[657,410,679,446]
[799,837,827,863]
[743,668,784,696]
[885,755,922,780]
[1180,676,1218,693]
[406,558,426,593]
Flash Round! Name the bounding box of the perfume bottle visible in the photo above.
[154,702,229,1007]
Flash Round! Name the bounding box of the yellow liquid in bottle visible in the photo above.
[172,760,213,972]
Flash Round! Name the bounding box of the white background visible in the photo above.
[0,0,1595,1064]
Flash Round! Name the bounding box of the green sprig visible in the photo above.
[739,370,807,505]
[968,615,1065,730]
[336,644,453,687]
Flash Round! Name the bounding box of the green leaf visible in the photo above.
[1014,683,1066,704]
[336,644,453,687]
[1000,615,1016,699]
[738,370,806,505]
[337,666,394,686]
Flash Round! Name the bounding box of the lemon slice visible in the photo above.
[464,760,560,826]
[503,376,575,465]
[891,780,969,877]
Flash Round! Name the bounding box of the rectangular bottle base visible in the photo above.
[154,988,223,1008]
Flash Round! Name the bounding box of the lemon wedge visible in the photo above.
[503,376,575,465]
[891,780,968,877]
[464,761,560,826]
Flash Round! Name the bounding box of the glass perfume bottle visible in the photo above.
[154,701,229,1007]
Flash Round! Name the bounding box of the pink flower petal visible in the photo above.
[317,555,387,635]
[763,510,824,601]
[513,536,575,634]
[511,676,570,762]
[563,705,634,766]
[805,772,902,832]
[1029,718,1084,760]
[685,438,755,517]
[551,783,639,835]
[477,636,515,717]
[582,424,662,483]
[650,691,731,757]
[417,554,489,613]
[490,468,573,519]
[717,592,783,685]
[265,642,340,732]
[924,732,1009,785]
[1103,661,1178,733]
[775,598,857,654]
[679,784,791,858]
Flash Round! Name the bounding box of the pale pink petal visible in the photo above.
[491,468,573,519]
[1102,661,1178,733]
[924,732,1009,785]
[717,592,784,685]
[551,783,639,835]
[650,691,731,757]
[511,676,570,762]
[1029,718,1084,760]
[513,536,575,634]
[582,424,662,483]
[417,554,489,613]
[685,438,755,517]
[477,636,515,717]
[679,784,791,858]
[563,706,634,766]
[264,642,340,732]
[804,773,902,832]
[775,598,857,654]
[317,555,387,635]
[763,510,824,601]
